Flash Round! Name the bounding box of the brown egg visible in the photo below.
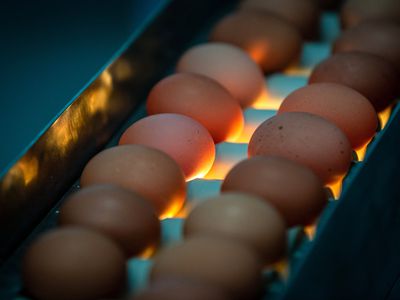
[183,193,286,264]
[333,20,400,71]
[240,0,320,39]
[279,83,378,149]
[176,43,264,108]
[80,145,186,219]
[210,11,303,73]
[59,185,160,257]
[132,277,229,300]
[22,227,126,300]
[221,156,327,227]
[248,112,352,184]
[309,52,400,112]
[150,236,262,300]
[147,73,244,143]
[119,114,215,180]
[341,0,400,29]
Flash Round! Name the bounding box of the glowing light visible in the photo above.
[246,42,268,66]
[224,117,245,143]
[273,259,289,280]
[203,161,237,180]
[251,87,283,110]
[378,106,392,130]
[284,66,312,76]
[1,156,39,189]
[327,178,343,200]
[44,70,113,156]
[138,245,157,259]
[235,123,259,143]
[304,224,316,240]
[111,58,135,82]
[159,197,186,220]
[355,143,368,161]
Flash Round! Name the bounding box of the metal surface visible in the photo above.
[284,105,400,300]
[0,0,236,264]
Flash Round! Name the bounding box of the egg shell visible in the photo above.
[59,185,161,257]
[132,277,230,300]
[333,20,400,71]
[176,43,264,108]
[150,236,262,300]
[309,51,400,112]
[248,112,352,184]
[279,83,378,149]
[341,0,400,29]
[221,156,327,227]
[210,11,303,73]
[119,114,215,180]
[147,73,244,143]
[184,193,286,264]
[22,227,126,300]
[80,145,186,218]
[240,0,320,39]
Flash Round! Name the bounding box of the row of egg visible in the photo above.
[21,0,400,299]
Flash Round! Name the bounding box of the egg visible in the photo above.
[309,52,400,112]
[183,193,286,264]
[210,11,303,73]
[176,43,264,108]
[59,185,161,257]
[80,145,186,219]
[333,20,400,71]
[150,236,262,300]
[147,73,244,143]
[22,227,126,300]
[240,0,320,39]
[248,112,352,184]
[119,114,215,180]
[221,156,327,227]
[341,0,400,29]
[279,83,378,149]
[132,277,229,300]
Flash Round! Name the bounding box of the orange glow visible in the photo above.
[273,260,289,280]
[378,106,392,130]
[246,42,268,67]
[160,196,187,220]
[138,244,157,259]
[203,160,238,180]
[355,143,368,161]
[235,122,259,144]
[304,224,316,240]
[224,115,245,143]
[251,87,283,110]
[284,66,312,76]
[327,178,343,200]
[45,70,113,156]
[1,156,39,189]
[111,58,135,82]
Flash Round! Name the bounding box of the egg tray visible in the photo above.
[2,1,400,300]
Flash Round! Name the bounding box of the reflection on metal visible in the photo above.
[0,0,251,263]
[1,156,39,190]
[0,69,123,261]
[111,58,135,82]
